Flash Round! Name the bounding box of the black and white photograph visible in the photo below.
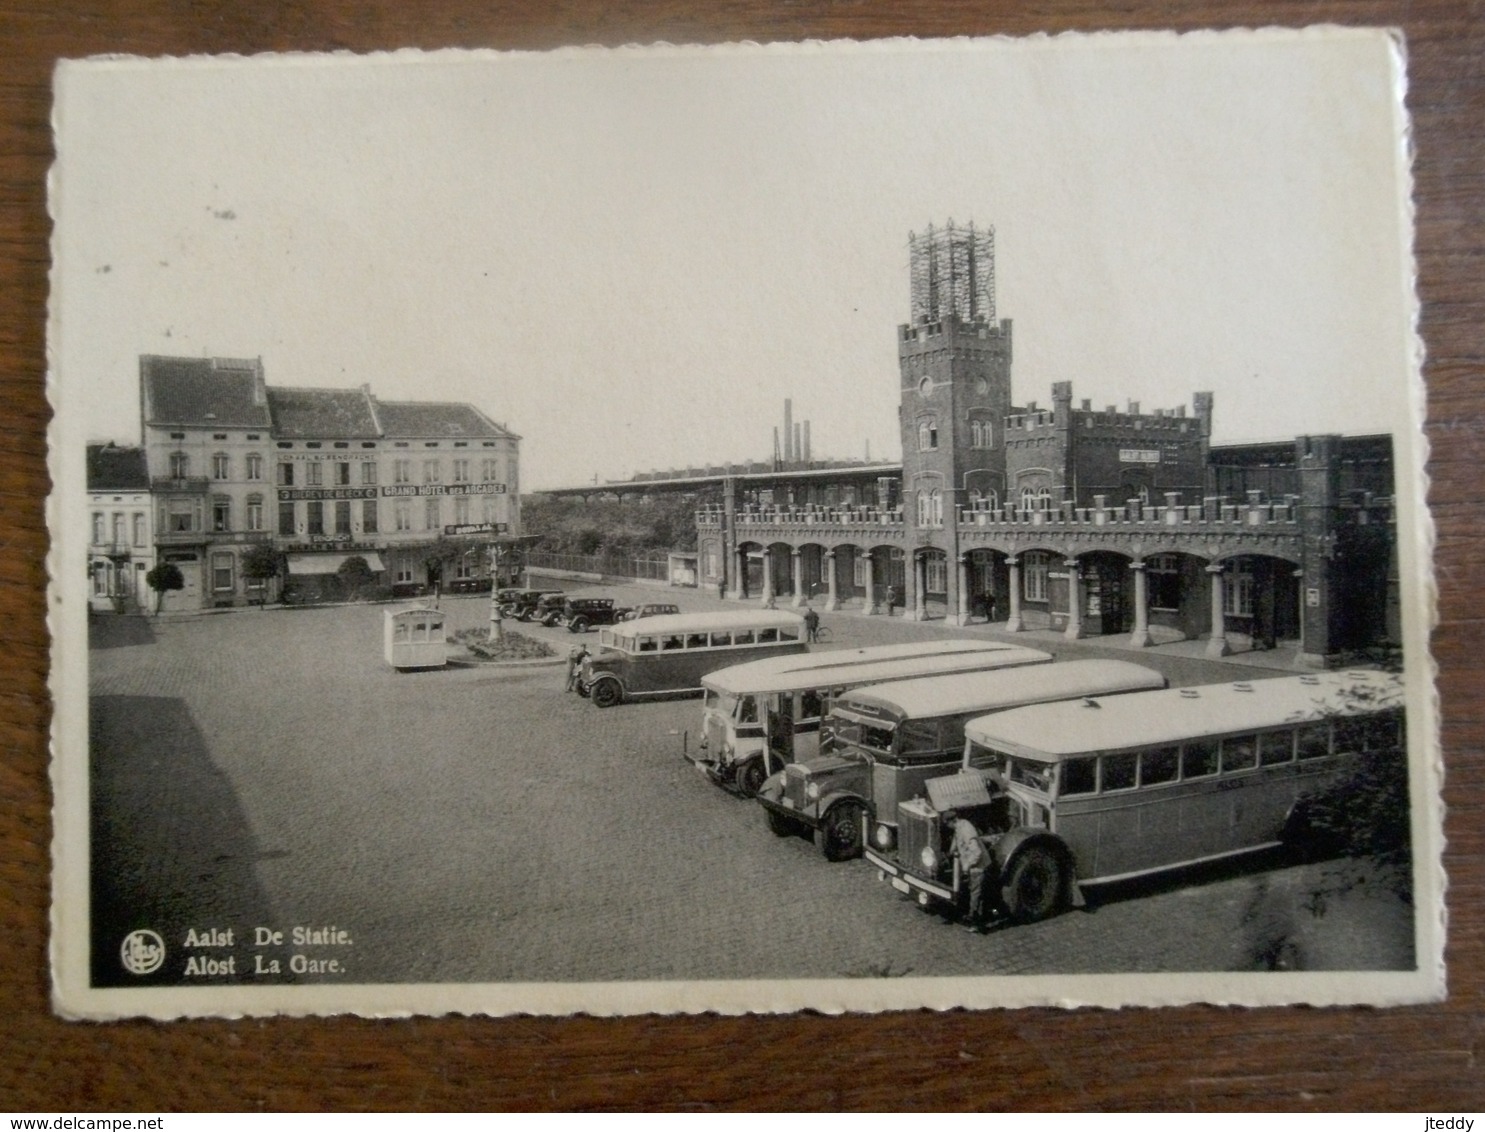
[48,29,1442,1018]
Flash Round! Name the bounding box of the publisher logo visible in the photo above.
[120,929,165,976]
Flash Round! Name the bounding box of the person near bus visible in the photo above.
[565,643,589,692]
[949,812,991,930]
[885,585,898,617]
[803,605,821,643]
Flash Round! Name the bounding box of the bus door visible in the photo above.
[764,692,796,774]
[790,689,827,764]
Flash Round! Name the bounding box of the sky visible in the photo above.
[52,31,1419,491]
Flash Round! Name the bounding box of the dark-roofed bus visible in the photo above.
[866,670,1405,926]
[757,659,1166,862]
[690,640,1053,797]
[578,610,807,708]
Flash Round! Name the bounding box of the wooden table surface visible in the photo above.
[3,1,1480,1112]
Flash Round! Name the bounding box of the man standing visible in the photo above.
[950,812,992,931]
[565,642,589,693]
[803,604,821,643]
[884,585,898,617]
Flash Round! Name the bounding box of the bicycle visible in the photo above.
[810,624,833,644]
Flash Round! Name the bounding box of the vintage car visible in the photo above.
[500,589,564,621]
[552,596,628,633]
[618,602,681,622]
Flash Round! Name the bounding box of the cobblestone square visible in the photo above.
[87,588,1416,989]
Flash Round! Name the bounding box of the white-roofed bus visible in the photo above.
[756,658,1166,862]
[578,610,807,708]
[865,670,1405,926]
[689,640,1053,797]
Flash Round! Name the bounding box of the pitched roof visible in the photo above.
[373,399,515,440]
[86,444,149,491]
[140,355,272,428]
[267,386,381,439]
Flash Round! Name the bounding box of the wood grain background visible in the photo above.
[3,1,1480,1112]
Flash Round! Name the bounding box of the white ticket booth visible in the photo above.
[384,606,449,671]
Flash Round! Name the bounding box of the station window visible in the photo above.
[925,555,947,593]
[1222,561,1254,617]
[917,419,938,451]
[1022,552,1050,603]
[1147,554,1182,611]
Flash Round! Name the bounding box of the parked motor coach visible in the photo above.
[578,610,808,708]
[865,670,1405,925]
[691,641,1053,798]
[757,659,1166,862]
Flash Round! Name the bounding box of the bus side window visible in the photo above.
[1258,730,1294,766]
[800,689,823,722]
[1141,745,1180,786]
[686,633,709,649]
[757,628,779,643]
[1296,722,1330,760]
[778,626,799,641]
[898,719,939,755]
[1062,757,1097,797]
[1182,739,1219,779]
[638,637,657,652]
[710,631,732,647]
[738,695,758,724]
[662,635,684,651]
[733,630,755,645]
[1102,751,1138,792]
[1221,734,1258,773]
[395,623,408,641]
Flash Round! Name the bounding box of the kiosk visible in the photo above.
[384,606,449,670]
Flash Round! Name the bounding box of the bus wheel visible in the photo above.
[1003,845,1067,923]
[735,759,766,798]
[569,616,589,633]
[590,679,622,708]
[819,800,865,862]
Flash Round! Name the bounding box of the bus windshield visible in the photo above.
[1006,755,1054,795]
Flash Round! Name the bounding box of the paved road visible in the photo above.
[84,588,1415,988]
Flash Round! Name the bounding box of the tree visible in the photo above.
[240,542,282,607]
[336,554,376,602]
[144,561,184,616]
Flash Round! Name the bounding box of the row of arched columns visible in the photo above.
[726,538,1301,657]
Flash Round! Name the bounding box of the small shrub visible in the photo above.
[453,628,556,661]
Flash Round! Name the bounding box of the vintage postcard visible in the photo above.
[48,29,1442,1018]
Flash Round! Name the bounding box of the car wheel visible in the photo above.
[735,758,767,798]
[819,800,866,862]
[765,807,803,838]
[569,616,589,633]
[1002,845,1067,924]
[590,678,622,708]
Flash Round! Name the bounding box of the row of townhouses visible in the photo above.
[88,356,520,613]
